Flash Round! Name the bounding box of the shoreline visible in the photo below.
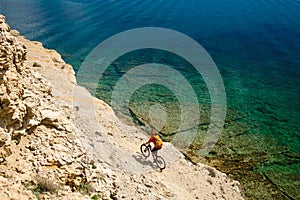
[2,11,298,198]
[0,14,244,199]
[1,1,299,198]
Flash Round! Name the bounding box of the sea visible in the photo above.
[0,0,299,199]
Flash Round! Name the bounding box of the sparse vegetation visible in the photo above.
[22,176,59,200]
[34,176,59,194]
[91,194,99,200]
[79,181,95,195]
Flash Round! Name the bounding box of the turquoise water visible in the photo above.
[1,0,299,199]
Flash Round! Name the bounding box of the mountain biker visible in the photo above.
[144,130,163,161]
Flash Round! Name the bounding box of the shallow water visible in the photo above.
[1,0,299,199]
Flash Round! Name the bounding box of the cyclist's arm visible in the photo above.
[145,137,155,145]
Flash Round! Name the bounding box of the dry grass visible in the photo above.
[22,176,59,200]
[35,176,58,193]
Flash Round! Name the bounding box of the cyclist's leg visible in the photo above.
[153,150,158,160]
[151,147,159,160]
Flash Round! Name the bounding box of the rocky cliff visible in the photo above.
[0,14,100,200]
[0,14,244,200]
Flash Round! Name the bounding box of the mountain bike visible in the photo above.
[140,144,166,171]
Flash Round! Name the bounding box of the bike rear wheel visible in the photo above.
[140,144,150,157]
[155,156,166,171]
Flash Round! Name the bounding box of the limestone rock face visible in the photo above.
[0,15,26,71]
[0,14,97,199]
[0,15,27,133]
[0,14,51,157]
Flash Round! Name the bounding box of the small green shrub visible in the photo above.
[79,181,95,195]
[23,176,59,200]
[91,194,99,200]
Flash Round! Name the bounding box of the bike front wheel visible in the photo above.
[140,144,150,157]
[155,156,166,170]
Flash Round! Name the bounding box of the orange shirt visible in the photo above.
[147,136,162,148]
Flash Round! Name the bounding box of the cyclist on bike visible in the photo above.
[144,130,163,161]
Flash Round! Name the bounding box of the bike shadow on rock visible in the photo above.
[132,154,160,170]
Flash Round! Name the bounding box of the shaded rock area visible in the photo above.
[0,14,244,199]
